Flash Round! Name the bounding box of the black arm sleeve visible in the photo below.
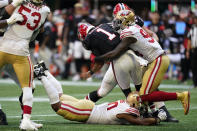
[0,7,10,20]
[135,16,144,27]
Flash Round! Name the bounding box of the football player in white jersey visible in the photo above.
[0,0,50,130]
[0,0,43,128]
[33,61,189,125]
[0,0,26,126]
[94,10,190,116]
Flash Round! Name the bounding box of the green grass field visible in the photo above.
[0,80,197,131]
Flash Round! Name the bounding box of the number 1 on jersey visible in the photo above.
[96,28,116,40]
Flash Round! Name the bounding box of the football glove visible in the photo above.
[7,13,24,25]
[12,0,26,7]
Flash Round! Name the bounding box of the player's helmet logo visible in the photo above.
[113,3,131,17]
[127,92,141,109]
[113,10,135,32]
[78,23,95,41]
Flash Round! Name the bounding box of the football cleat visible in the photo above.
[19,115,38,131]
[180,91,190,115]
[31,121,43,129]
[0,109,8,125]
[33,64,45,80]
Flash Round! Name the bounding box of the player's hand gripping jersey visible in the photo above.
[83,23,121,56]
[0,2,50,56]
[87,100,140,124]
[120,24,164,63]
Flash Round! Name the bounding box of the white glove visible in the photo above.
[157,109,167,121]
[7,13,24,25]
[11,0,26,7]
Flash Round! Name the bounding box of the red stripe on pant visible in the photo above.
[144,58,158,94]
[147,56,162,93]
[27,56,32,87]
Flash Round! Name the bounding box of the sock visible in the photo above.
[0,104,1,109]
[22,87,33,115]
[45,70,63,94]
[122,88,131,97]
[88,90,102,102]
[41,76,60,104]
[140,91,177,102]
[135,84,142,92]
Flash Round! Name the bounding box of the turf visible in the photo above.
[0,81,197,131]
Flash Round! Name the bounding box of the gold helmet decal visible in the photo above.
[115,10,135,27]
[127,92,141,108]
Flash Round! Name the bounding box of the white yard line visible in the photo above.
[0,79,193,89]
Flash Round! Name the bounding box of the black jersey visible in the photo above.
[83,23,121,56]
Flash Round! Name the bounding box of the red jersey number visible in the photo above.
[140,29,155,43]
[107,101,118,110]
[18,5,41,31]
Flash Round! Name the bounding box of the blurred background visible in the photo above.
[1,0,196,86]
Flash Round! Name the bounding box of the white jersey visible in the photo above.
[87,100,140,125]
[0,2,50,56]
[120,24,164,63]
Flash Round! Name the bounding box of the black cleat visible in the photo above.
[0,109,8,125]
[33,64,46,80]
[160,106,179,123]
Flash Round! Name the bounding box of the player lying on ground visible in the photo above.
[0,0,26,126]
[34,61,190,125]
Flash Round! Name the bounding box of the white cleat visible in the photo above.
[31,121,43,129]
[19,114,38,131]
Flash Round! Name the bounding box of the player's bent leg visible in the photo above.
[86,64,117,102]
[57,99,94,122]
[140,55,170,95]
[112,51,138,97]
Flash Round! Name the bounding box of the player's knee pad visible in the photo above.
[22,87,33,107]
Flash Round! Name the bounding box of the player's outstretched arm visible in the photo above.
[94,37,137,62]
[116,113,160,126]
[142,26,159,42]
